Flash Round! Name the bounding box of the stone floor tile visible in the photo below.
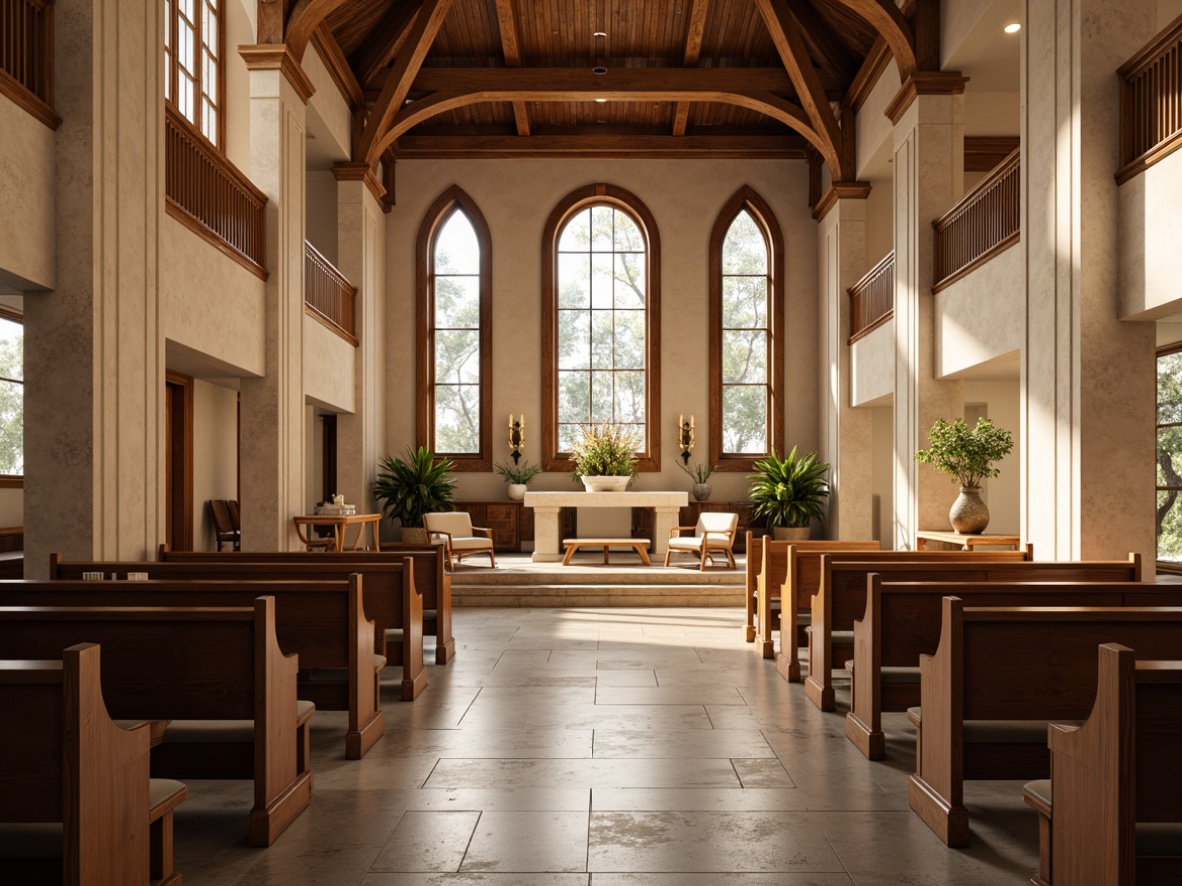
[593,686,747,705]
[424,758,743,790]
[370,811,481,872]
[591,875,854,885]
[363,875,590,885]
[591,729,774,759]
[731,758,796,788]
[591,787,808,812]
[461,810,590,872]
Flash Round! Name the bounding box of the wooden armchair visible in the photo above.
[423,512,496,569]
[664,512,739,570]
[209,499,240,551]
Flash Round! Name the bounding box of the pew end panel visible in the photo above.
[744,532,760,642]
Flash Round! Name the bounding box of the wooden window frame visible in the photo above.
[709,186,785,472]
[1157,344,1182,572]
[541,183,662,473]
[165,0,225,149]
[0,305,24,488]
[415,185,493,472]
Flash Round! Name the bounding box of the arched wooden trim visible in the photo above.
[708,186,785,472]
[416,185,493,471]
[284,0,350,63]
[830,0,916,81]
[541,184,662,473]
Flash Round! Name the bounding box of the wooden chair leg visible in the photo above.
[699,547,708,570]
[664,548,672,567]
[487,548,496,568]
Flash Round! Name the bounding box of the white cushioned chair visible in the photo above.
[664,512,739,570]
[424,512,496,569]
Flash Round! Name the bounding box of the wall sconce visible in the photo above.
[508,414,525,464]
[677,414,695,465]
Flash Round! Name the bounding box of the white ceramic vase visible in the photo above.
[507,483,527,501]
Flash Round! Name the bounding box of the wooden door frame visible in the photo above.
[165,371,194,550]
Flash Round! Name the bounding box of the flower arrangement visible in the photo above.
[914,417,1014,488]
[568,422,641,482]
[495,460,543,485]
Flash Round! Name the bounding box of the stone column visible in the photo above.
[333,168,387,519]
[817,190,874,540]
[891,88,966,550]
[237,48,314,550]
[1021,0,1157,564]
[24,0,163,576]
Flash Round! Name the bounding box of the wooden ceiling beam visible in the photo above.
[784,0,857,84]
[492,0,530,136]
[284,0,351,63]
[353,0,423,89]
[754,0,847,179]
[409,67,803,93]
[357,0,454,167]
[829,0,916,79]
[397,134,808,158]
[672,0,711,136]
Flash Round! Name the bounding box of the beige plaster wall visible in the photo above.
[224,0,254,175]
[304,45,353,162]
[856,65,903,178]
[963,380,1021,536]
[1119,148,1182,320]
[851,321,895,407]
[1161,0,1182,27]
[864,182,894,271]
[384,158,817,505]
[0,490,23,527]
[0,96,55,290]
[161,214,266,376]
[871,405,894,547]
[304,317,356,411]
[964,92,1020,136]
[306,172,340,263]
[192,379,238,550]
[935,243,1022,376]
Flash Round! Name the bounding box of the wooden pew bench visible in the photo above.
[0,644,186,885]
[1,575,385,759]
[743,537,880,661]
[846,576,1182,760]
[53,554,427,700]
[0,598,311,847]
[907,599,1182,847]
[159,542,457,665]
[1023,644,1182,886]
[805,551,1134,711]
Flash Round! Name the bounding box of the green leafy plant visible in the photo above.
[568,422,641,481]
[747,446,830,529]
[495,460,543,485]
[678,462,716,484]
[373,446,456,528]
[914,417,1014,488]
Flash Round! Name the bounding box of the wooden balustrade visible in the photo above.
[1117,14,1182,183]
[932,148,1020,292]
[305,241,358,346]
[165,104,267,278]
[848,251,894,344]
[0,0,59,128]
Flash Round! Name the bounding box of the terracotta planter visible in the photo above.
[949,486,990,534]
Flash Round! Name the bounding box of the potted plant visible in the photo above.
[373,446,456,543]
[679,462,716,501]
[495,460,542,501]
[747,446,830,539]
[569,422,640,491]
[914,417,1014,534]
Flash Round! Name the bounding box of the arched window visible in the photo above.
[542,184,661,471]
[416,186,492,470]
[709,186,784,470]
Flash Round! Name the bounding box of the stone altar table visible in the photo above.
[523,491,690,562]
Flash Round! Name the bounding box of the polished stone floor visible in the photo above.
[173,607,1039,885]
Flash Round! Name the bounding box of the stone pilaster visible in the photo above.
[24,0,163,576]
[1021,0,1157,564]
[818,192,874,540]
[237,48,310,550]
[891,91,966,549]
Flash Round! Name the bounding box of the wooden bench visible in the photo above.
[2,575,385,759]
[160,542,457,665]
[53,554,427,701]
[846,576,1182,760]
[743,536,880,658]
[1023,644,1182,886]
[0,597,313,847]
[907,598,1182,846]
[0,643,187,885]
[562,538,651,566]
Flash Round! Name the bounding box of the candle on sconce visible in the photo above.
[508,414,525,464]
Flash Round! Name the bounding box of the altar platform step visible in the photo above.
[450,552,746,608]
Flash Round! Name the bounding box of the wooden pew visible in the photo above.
[907,598,1182,847]
[52,554,427,701]
[0,643,187,885]
[743,538,881,664]
[804,550,1132,711]
[1023,644,1182,886]
[846,576,1182,760]
[0,598,312,847]
[0,576,385,759]
[158,543,456,665]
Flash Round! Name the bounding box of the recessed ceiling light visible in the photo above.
[593,66,608,75]
[592,31,607,38]
[595,98,608,103]
[1004,22,1020,34]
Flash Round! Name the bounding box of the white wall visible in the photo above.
[192,379,238,550]
[936,243,1023,376]
[963,380,1021,536]
[851,321,895,407]
[303,318,355,411]
[1119,148,1182,320]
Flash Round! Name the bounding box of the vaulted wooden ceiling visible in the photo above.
[296,0,927,171]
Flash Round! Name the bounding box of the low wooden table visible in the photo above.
[293,513,381,552]
[562,538,652,566]
[915,530,1022,551]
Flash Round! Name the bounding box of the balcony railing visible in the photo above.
[848,250,894,344]
[1117,15,1182,183]
[932,148,1020,292]
[0,0,59,128]
[165,104,267,277]
[304,241,358,346]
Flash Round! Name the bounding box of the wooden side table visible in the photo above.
[915,530,1022,551]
